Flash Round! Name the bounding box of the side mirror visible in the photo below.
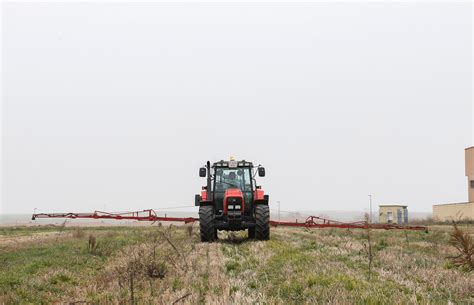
[258,167,265,177]
[199,167,206,177]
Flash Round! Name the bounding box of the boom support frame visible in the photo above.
[32,210,427,231]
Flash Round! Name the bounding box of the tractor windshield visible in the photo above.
[214,168,252,192]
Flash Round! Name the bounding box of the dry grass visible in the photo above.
[0,224,473,304]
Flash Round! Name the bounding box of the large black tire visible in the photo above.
[199,205,216,242]
[255,205,270,240]
[248,227,256,239]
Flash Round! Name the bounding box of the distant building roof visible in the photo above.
[379,205,407,208]
[433,201,473,207]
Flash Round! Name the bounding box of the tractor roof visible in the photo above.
[212,160,254,168]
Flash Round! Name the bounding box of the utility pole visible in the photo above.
[368,195,373,223]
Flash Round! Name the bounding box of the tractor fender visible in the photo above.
[195,194,214,207]
[254,195,269,206]
[199,201,215,207]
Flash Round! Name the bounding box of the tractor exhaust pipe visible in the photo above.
[206,161,212,202]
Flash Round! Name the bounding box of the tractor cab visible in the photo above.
[213,161,254,216]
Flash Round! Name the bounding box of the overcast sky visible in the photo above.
[1,2,472,215]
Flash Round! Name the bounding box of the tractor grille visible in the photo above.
[226,197,242,211]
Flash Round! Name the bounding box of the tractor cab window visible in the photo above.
[214,168,252,192]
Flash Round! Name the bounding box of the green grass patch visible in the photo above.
[0,227,156,303]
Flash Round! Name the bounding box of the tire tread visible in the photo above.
[199,206,215,242]
[255,205,270,240]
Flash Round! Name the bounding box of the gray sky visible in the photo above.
[1,2,472,215]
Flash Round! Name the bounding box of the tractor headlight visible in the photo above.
[234,205,241,210]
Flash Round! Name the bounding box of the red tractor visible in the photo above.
[195,158,269,242]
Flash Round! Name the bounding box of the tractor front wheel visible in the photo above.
[248,227,255,239]
[254,205,270,240]
[199,206,216,242]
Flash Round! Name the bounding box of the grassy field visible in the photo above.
[0,224,473,304]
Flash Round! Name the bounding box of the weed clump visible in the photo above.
[88,234,98,254]
[448,221,473,271]
[87,234,114,256]
[112,228,196,303]
[72,228,85,238]
[375,238,388,251]
[186,225,193,237]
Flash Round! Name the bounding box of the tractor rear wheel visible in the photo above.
[255,205,270,240]
[199,206,216,242]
